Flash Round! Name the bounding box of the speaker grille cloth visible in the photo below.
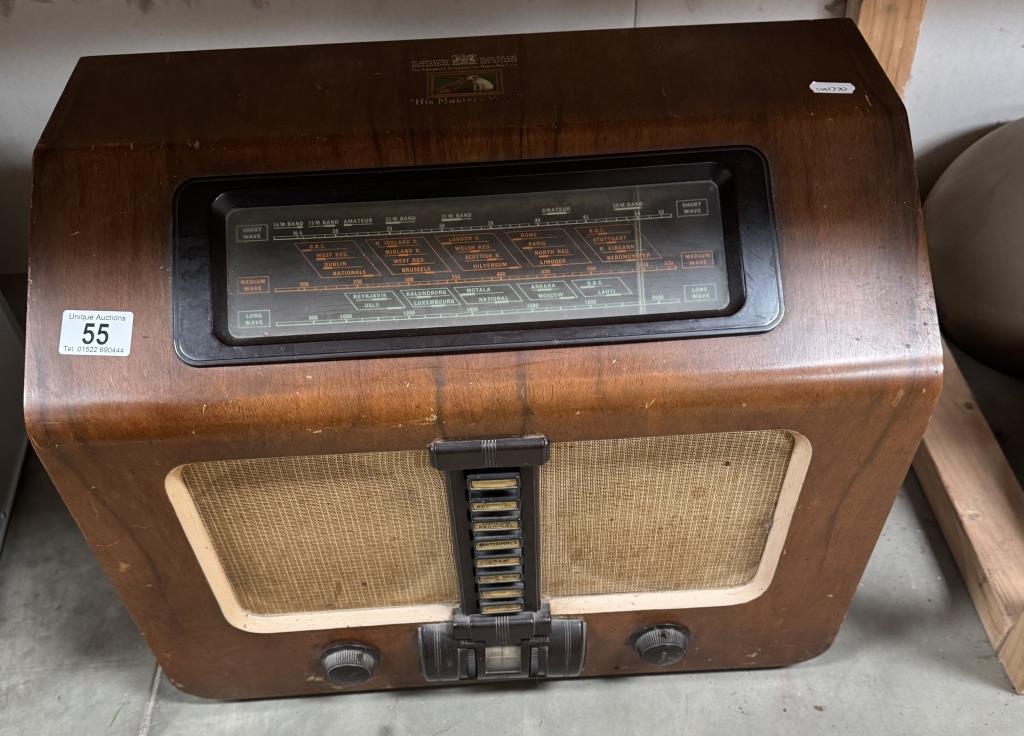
[180,452,459,615]
[178,430,794,615]
[540,431,794,596]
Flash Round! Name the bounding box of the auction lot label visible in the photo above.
[58,310,134,356]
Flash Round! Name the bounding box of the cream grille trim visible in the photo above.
[166,431,811,633]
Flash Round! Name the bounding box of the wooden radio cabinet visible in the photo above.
[25,20,941,698]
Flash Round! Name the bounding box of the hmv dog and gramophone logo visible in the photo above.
[409,51,517,106]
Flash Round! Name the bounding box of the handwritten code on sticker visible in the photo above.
[809,81,856,94]
[58,310,134,357]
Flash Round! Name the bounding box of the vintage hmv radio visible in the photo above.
[26,20,941,698]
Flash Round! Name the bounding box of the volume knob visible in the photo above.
[632,625,689,666]
[321,643,380,686]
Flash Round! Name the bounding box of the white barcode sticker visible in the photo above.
[809,81,856,94]
[58,310,134,356]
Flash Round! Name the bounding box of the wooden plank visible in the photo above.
[914,343,1024,693]
[854,0,928,94]
[1000,614,1024,694]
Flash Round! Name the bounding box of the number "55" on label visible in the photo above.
[81,322,109,345]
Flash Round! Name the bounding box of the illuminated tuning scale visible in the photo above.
[226,178,729,339]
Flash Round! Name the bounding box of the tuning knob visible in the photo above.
[321,643,380,685]
[632,625,689,666]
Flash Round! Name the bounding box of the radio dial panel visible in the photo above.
[173,149,782,365]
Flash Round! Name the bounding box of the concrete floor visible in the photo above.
[1,456,1022,736]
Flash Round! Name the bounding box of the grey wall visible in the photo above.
[1,0,1021,274]
[905,0,1024,194]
